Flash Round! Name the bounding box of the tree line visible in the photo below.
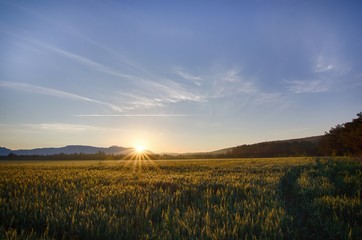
[319,112,362,156]
[227,138,320,158]
[228,112,362,158]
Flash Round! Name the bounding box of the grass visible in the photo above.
[1,157,361,239]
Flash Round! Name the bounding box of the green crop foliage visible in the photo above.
[1,157,361,239]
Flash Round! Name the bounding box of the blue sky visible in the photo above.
[1,0,361,152]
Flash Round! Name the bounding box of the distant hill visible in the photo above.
[209,147,234,155]
[0,147,12,156]
[0,145,132,156]
[226,136,323,158]
[207,136,322,156]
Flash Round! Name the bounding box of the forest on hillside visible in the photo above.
[319,112,362,156]
[228,112,362,158]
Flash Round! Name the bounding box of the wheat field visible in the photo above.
[1,157,361,239]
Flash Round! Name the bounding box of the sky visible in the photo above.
[0,0,361,153]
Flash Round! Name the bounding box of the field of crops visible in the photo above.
[1,157,361,239]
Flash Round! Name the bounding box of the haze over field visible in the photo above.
[0,1,361,152]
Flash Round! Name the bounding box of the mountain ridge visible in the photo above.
[0,145,132,156]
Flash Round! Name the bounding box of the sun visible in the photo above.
[123,143,156,172]
[135,145,145,153]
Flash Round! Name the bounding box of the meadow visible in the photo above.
[1,157,361,239]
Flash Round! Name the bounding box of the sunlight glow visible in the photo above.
[121,145,157,173]
[135,145,145,153]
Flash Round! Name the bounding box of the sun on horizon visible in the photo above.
[135,145,145,153]
[121,144,156,172]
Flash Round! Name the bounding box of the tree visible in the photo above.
[320,112,362,156]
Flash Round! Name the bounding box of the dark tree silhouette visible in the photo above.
[320,112,362,156]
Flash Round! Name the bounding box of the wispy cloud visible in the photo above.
[22,123,93,133]
[31,41,207,111]
[76,33,153,76]
[0,81,123,112]
[314,64,333,73]
[285,53,352,94]
[21,122,127,133]
[110,79,205,112]
[140,80,205,103]
[32,41,142,81]
[313,54,351,75]
[207,69,262,100]
[221,70,240,83]
[219,69,257,94]
[174,67,202,86]
[167,68,281,108]
[253,92,281,104]
[74,114,196,117]
[116,92,165,110]
[314,55,334,73]
[284,79,329,93]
